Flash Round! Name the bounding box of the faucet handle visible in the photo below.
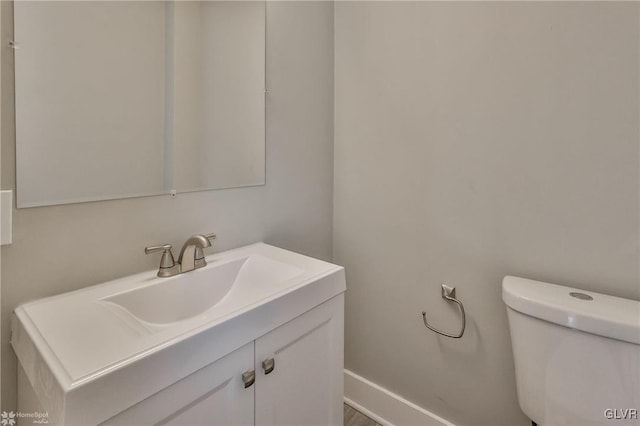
[204,233,216,243]
[145,244,172,254]
[145,244,179,277]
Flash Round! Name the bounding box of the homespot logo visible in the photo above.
[0,412,14,426]
[605,408,638,420]
[0,411,49,425]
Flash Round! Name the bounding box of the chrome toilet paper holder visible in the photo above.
[421,284,466,339]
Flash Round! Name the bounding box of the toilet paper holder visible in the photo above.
[421,284,466,339]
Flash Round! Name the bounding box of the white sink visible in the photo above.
[102,255,302,325]
[11,243,345,425]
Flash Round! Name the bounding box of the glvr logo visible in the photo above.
[605,409,639,420]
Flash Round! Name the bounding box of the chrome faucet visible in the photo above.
[178,234,213,273]
[145,233,216,277]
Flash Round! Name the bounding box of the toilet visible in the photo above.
[503,276,640,426]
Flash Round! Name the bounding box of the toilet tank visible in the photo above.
[502,276,640,426]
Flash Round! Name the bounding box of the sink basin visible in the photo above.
[11,243,346,425]
[102,258,244,324]
[102,255,302,325]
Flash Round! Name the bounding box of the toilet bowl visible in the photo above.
[503,276,639,426]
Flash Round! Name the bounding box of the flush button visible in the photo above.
[569,292,593,301]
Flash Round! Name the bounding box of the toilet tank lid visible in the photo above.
[502,276,640,345]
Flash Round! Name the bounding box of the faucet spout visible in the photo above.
[178,234,215,273]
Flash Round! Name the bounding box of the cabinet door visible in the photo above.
[255,295,344,426]
[101,342,255,426]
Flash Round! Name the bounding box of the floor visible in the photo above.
[344,403,381,426]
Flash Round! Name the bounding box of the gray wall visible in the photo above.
[1,1,334,410]
[334,2,639,425]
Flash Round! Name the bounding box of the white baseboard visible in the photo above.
[344,370,456,426]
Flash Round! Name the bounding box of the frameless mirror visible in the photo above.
[14,1,265,208]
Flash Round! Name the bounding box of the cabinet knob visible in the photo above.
[262,358,275,375]
[242,370,255,388]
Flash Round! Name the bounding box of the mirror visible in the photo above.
[14,1,265,208]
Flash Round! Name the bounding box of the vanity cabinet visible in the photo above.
[100,295,344,426]
[14,243,346,426]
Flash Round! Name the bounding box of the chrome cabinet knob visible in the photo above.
[242,370,256,388]
[262,358,275,375]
